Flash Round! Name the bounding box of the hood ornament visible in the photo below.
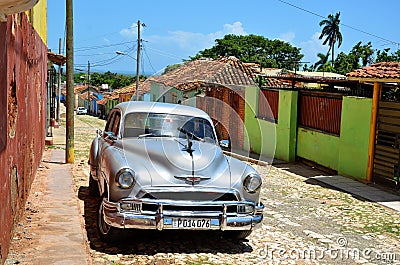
[174,175,211,185]
[176,127,203,185]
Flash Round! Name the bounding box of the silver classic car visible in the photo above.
[88,101,264,242]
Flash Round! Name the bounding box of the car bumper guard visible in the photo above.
[102,198,264,231]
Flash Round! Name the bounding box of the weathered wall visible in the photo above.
[26,0,47,44]
[0,13,47,263]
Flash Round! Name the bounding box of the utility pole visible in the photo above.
[87,60,91,114]
[135,20,141,101]
[56,38,62,124]
[66,0,74,163]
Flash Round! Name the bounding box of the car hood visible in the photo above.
[121,138,231,188]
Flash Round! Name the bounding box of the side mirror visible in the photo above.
[219,139,230,149]
[103,131,117,141]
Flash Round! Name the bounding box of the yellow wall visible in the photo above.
[26,0,47,44]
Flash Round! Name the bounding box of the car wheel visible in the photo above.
[224,230,252,240]
[97,196,119,242]
[88,173,99,197]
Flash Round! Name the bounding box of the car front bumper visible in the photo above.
[102,198,264,231]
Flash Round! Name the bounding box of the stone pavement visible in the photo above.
[33,149,89,265]
[6,121,400,264]
[5,125,90,265]
[312,175,400,212]
[274,162,400,213]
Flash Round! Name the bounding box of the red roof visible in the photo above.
[347,62,400,81]
[151,57,256,91]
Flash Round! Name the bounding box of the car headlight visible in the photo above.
[116,168,135,189]
[243,173,262,193]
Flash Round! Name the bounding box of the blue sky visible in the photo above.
[47,0,400,75]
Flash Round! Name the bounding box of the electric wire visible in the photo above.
[142,45,157,74]
[277,0,400,47]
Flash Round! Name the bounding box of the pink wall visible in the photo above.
[0,13,47,263]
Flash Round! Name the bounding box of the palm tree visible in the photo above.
[319,12,343,63]
[314,52,330,71]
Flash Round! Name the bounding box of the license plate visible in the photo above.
[172,218,211,229]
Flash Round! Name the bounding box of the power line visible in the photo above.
[144,45,184,60]
[74,40,133,52]
[142,45,157,74]
[277,0,400,47]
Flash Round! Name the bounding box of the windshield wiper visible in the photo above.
[138,133,173,139]
[177,127,204,142]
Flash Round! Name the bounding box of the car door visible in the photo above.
[98,109,121,195]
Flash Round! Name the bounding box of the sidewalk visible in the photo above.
[273,162,400,213]
[5,125,89,265]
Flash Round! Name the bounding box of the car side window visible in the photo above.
[105,112,115,132]
[104,110,121,137]
[111,113,121,136]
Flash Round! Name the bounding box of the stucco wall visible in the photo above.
[25,0,47,44]
[338,97,372,179]
[245,86,371,180]
[244,86,276,160]
[296,128,340,170]
[0,13,48,263]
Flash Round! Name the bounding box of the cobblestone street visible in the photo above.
[70,114,400,265]
[6,113,400,265]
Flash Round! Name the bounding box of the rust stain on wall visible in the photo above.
[0,13,47,264]
[8,66,17,138]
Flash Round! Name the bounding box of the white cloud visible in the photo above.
[223,21,247,35]
[119,23,136,38]
[121,21,247,53]
[279,32,296,43]
[299,32,328,64]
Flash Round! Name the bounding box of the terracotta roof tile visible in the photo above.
[347,62,400,80]
[113,79,151,96]
[151,57,256,91]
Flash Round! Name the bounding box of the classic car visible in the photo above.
[88,101,264,242]
[76,106,87,115]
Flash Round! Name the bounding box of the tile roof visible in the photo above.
[113,83,135,95]
[347,62,400,81]
[151,57,256,91]
[112,79,151,96]
[48,51,66,65]
[74,85,87,94]
[74,85,99,94]
[97,93,119,105]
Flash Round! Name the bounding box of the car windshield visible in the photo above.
[122,112,216,142]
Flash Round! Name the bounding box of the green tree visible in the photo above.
[332,42,374,75]
[73,71,141,89]
[191,34,304,70]
[351,41,374,67]
[314,53,330,71]
[376,48,400,62]
[319,12,343,63]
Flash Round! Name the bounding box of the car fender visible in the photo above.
[89,136,100,179]
[226,155,261,202]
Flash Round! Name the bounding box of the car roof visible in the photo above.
[115,101,213,121]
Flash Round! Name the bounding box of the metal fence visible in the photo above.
[298,90,343,135]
